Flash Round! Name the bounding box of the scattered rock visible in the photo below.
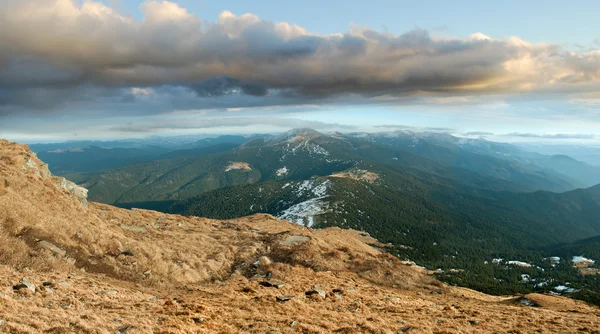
[192,317,205,324]
[519,297,539,307]
[281,235,311,245]
[119,248,134,256]
[38,240,66,257]
[398,325,416,333]
[242,287,257,294]
[276,295,295,302]
[256,256,272,267]
[13,282,36,294]
[42,282,55,288]
[469,319,480,325]
[98,290,118,295]
[289,321,297,327]
[305,286,326,298]
[260,281,285,289]
[115,324,133,334]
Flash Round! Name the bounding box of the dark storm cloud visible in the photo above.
[0,0,599,115]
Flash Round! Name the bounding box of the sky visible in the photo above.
[1,0,599,143]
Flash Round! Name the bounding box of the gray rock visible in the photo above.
[281,235,310,245]
[259,281,285,289]
[119,248,134,256]
[305,286,326,298]
[13,282,36,294]
[53,176,88,207]
[276,295,295,302]
[38,240,66,257]
[115,325,133,334]
[398,325,416,333]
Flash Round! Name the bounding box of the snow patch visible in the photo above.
[276,166,288,176]
[507,261,532,267]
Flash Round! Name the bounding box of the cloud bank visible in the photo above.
[1,0,600,115]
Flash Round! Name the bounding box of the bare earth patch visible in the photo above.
[225,162,252,172]
[330,169,380,183]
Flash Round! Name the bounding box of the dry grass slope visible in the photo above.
[1,139,599,333]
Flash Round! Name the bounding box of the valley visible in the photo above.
[30,129,600,309]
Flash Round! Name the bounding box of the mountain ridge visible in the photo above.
[2,139,600,332]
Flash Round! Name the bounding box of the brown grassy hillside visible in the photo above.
[1,139,599,333]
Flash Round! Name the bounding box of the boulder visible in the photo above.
[38,240,66,257]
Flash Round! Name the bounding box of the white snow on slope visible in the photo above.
[277,179,331,227]
[572,256,595,265]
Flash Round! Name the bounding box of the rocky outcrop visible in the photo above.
[19,145,88,207]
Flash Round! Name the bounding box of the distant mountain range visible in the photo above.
[26,129,600,305]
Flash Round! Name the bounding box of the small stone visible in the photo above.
[305,286,326,298]
[115,325,133,334]
[119,248,134,256]
[398,326,416,333]
[386,296,401,302]
[469,320,480,325]
[114,317,124,323]
[242,287,257,294]
[143,270,152,276]
[42,282,55,288]
[0,319,4,327]
[259,281,285,289]
[276,295,294,302]
[98,290,118,295]
[13,282,36,294]
[289,321,297,327]
[332,288,344,295]
[57,281,70,287]
[75,232,83,239]
[38,240,67,257]
[60,302,72,309]
[192,317,205,324]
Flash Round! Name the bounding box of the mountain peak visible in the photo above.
[265,128,323,144]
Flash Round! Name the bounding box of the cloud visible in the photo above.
[463,131,494,136]
[373,125,455,132]
[373,124,415,130]
[1,0,599,115]
[111,117,356,133]
[504,132,596,139]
